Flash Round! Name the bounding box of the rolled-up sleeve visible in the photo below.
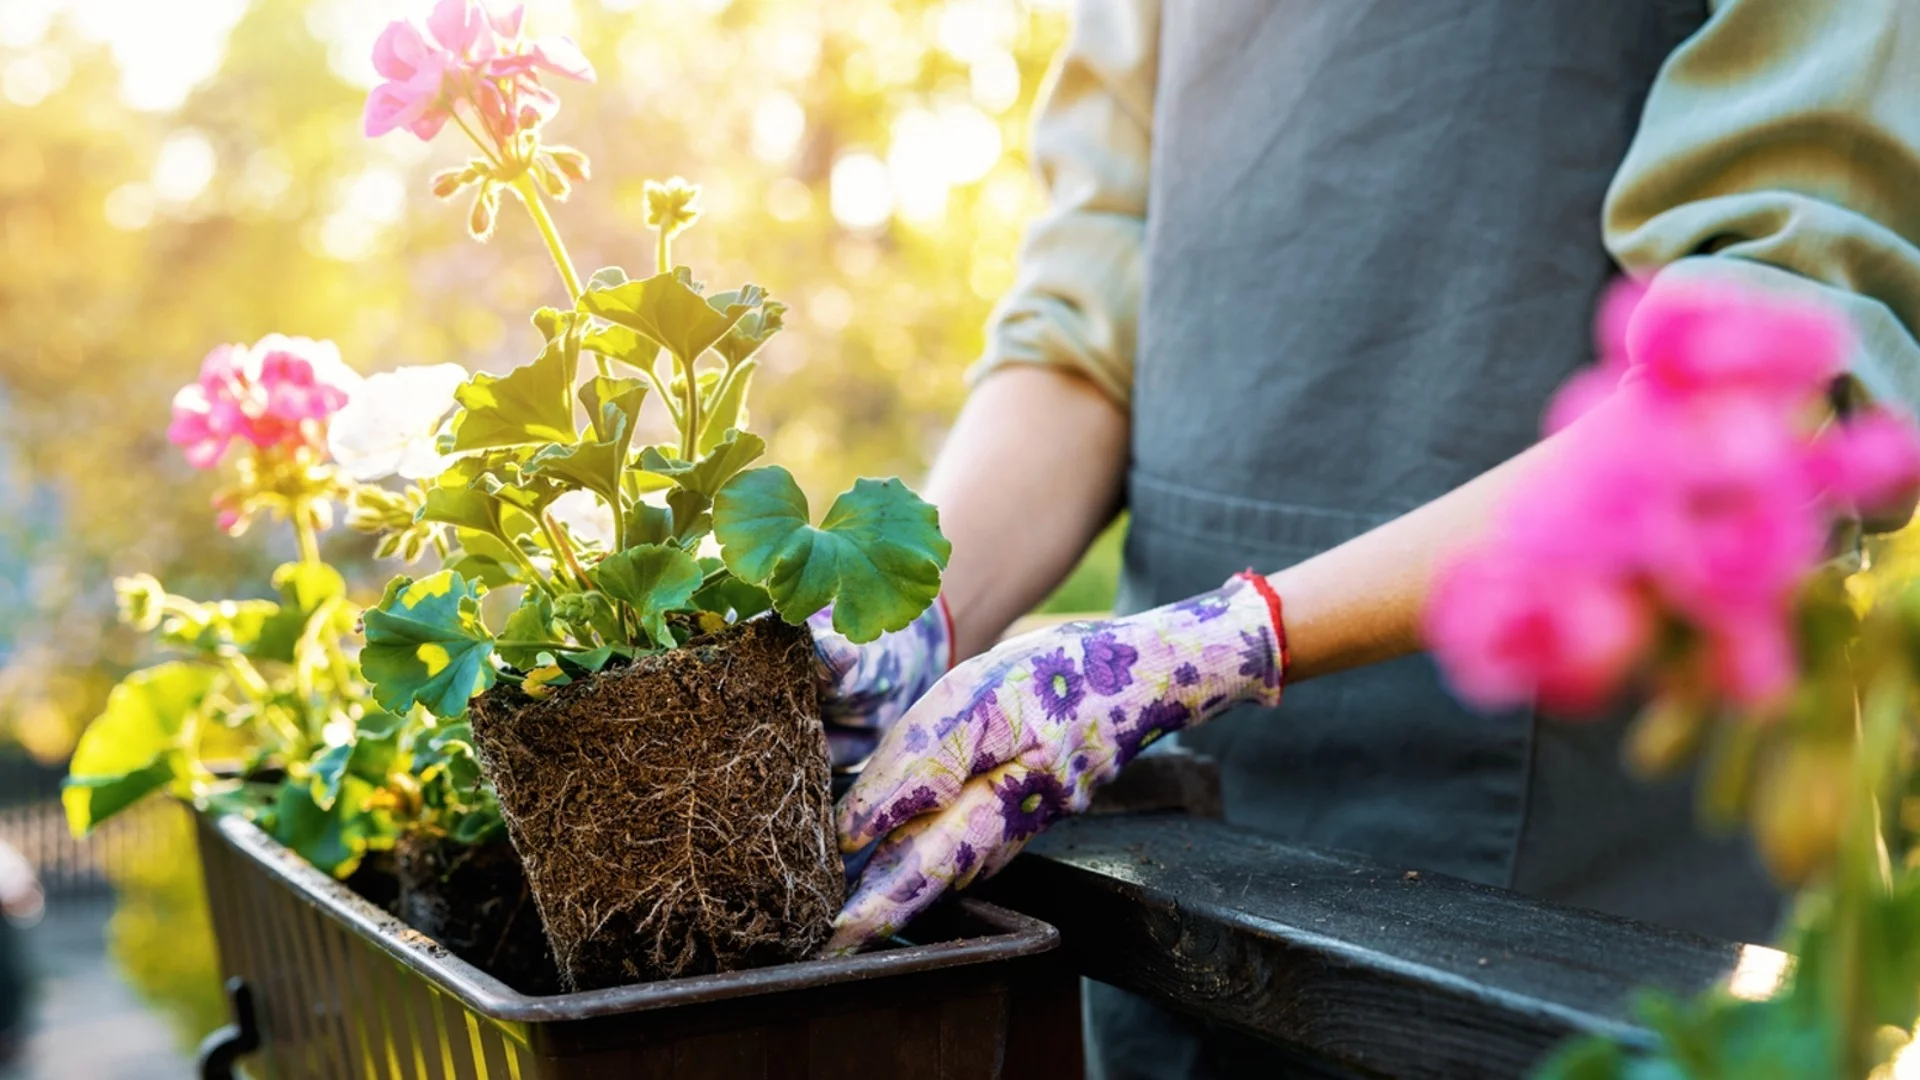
[1604,0,1920,417]
[969,0,1158,407]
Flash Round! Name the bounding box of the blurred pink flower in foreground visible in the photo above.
[1429,279,1920,714]
[168,335,360,469]
[364,0,594,145]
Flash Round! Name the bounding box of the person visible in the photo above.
[0,840,40,1067]
[810,2,1920,1075]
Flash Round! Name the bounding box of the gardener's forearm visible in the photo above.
[925,366,1128,659]
[1269,406,1609,684]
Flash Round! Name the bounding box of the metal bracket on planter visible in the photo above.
[196,977,260,1080]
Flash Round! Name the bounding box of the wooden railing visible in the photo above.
[982,756,1766,1079]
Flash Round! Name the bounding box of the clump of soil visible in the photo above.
[468,616,842,991]
[393,835,561,995]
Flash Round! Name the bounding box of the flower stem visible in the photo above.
[511,174,584,304]
[541,511,594,587]
[681,363,701,461]
[503,541,556,599]
[493,639,593,651]
[292,499,321,565]
[656,229,670,277]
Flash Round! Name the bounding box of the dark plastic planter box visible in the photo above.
[192,812,1081,1079]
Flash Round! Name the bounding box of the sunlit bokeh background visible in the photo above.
[0,0,1126,1047]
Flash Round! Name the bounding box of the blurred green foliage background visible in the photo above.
[0,0,1117,1047]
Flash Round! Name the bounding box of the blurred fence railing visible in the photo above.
[0,749,178,898]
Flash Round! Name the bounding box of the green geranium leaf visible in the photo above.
[712,297,785,368]
[451,808,505,845]
[525,415,634,506]
[311,712,408,811]
[420,486,507,539]
[714,468,950,643]
[63,662,216,834]
[254,561,350,663]
[635,430,763,500]
[444,552,517,590]
[556,645,630,678]
[580,375,649,444]
[448,526,535,587]
[273,778,372,878]
[580,324,652,372]
[308,744,354,812]
[637,445,688,475]
[625,502,674,547]
[578,270,757,366]
[706,283,766,318]
[465,448,568,517]
[449,335,579,451]
[668,488,712,547]
[693,572,773,621]
[586,265,629,292]
[498,591,555,669]
[63,764,178,836]
[157,599,279,659]
[596,543,702,647]
[362,572,497,718]
[699,360,759,454]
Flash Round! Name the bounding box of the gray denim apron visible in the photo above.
[1088,2,1783,1075]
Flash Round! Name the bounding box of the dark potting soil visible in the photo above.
[345,840,562,995]
[394,835,563,995]
[469,616,843,992]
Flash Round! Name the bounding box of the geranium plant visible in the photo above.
[346,0,949,991]
[63,337,503,877]
[352,0,949,724]
[1425,280,1920,1078]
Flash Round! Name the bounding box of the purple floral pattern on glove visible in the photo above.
[1082,633,1139,695]
[828,574,1286,952]
[810,598,953,768]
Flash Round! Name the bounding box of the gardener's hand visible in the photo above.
[0,842,42,926]
[827,572,1286,951]
[809,599,955,768]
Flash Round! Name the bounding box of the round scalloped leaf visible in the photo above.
[361,571,497,718]
[713,467,949,643]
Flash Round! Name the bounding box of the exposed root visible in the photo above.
[468,618,842,991]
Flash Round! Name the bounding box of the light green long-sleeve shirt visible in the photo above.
[979,0,1920,415]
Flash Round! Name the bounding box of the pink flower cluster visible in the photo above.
[364,0,594,145]
[1428,280,1920,715]
[168,335,359,470]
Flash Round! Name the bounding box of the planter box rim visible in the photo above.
[207,810,1059,1024]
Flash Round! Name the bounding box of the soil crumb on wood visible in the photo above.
[470,617,842,991]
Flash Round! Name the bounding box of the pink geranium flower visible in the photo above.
[1809,407,1920,514]
[1431,275,1920,715]
[363,0,595,145]
[1625,281,1847,410]
[1426,552,1653,716]
[168,335,361,469]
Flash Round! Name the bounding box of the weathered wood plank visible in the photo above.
[985,815,1760,1079]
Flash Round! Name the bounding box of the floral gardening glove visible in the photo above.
[828,572,1286,951]
[809,598,955,769]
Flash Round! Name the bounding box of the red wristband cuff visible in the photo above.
[1235,570,1289,683]
[935,594,957,672]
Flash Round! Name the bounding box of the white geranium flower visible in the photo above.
[327,363,470,482]
[549,490,617,550]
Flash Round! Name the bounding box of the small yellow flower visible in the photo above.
[697,611,728,635]
[644,176,702,237]
[113,574,166,632]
